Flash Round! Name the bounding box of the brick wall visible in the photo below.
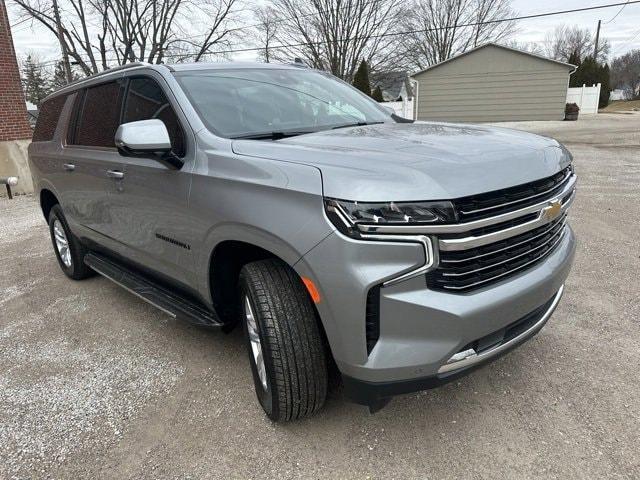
[0,0,32,142]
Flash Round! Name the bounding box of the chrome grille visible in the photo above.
[454,167,573,222]
[425,169,576,293]
[427,214,567,292]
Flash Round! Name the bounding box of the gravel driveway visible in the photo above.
[1,113,638,479]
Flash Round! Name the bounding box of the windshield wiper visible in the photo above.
[331,121,384,130]
[231,130,316,140]
[231,122,384,139]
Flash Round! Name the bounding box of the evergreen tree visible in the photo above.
[570,56,611,109]
[599,63,611,109]
[352,60,372,97]
[22,55,51,105]
[568,51,582,87]
[371,85,384,102]
[567,50,580,67]
[50,61,70,90]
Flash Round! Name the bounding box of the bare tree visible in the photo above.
[86,0,184,66]
[13,0,243,75]
[253,5,280,63]
[611,49,640,99]
[502,40,543,56]
[14,0,97,75]
[398,0,515,71]
[168,0,240,62]
[260,0,400,80]
[544,25,610,63]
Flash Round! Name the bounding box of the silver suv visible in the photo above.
[29,62,576,421]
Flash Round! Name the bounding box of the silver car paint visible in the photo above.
[28,63,575,386]
[296,227,575,382]
[232,122,572,201]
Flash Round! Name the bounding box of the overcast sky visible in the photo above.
[6,0,640,67]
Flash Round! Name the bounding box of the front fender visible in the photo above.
[195,222,333,305]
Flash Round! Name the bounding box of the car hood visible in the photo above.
[231,122,572,201]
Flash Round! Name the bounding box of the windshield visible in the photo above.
[174,68,390,138]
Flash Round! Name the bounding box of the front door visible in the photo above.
[108,75,195,286]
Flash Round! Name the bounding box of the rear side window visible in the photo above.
[33,94,68,142]
[72,81,125,148]
[123,77,186,157]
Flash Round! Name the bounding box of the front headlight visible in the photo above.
[325,198,457,238]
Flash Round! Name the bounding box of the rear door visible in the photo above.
[61,80,126,239]
[29,92,73,208]
[108,75,195,285]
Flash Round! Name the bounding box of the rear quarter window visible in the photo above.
[33,94,69,142]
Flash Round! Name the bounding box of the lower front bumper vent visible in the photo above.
[366,285,381,355]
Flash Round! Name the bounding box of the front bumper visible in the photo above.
[295,223,576,401]
[342,285,563,407]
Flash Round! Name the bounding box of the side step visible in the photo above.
[84,252,224,329]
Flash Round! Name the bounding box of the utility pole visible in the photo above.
[593,19,601,60]
[52,0,72,84]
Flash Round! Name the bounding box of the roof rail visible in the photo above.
[68,61,152,87]
[45,62,154,100]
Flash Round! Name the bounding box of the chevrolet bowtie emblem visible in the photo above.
[542,200,562,221]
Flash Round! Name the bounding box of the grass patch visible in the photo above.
[601,100,640,112]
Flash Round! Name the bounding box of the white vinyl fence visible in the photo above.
[566,83,601,114]
[382,99,415,120]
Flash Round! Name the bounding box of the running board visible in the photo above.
[84,252,224,328]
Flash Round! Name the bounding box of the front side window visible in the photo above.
[72,81,125,147]
[123,77,186,157]
[33,94,69,142]
[175,68,390,139]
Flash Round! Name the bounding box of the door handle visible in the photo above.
[106,170,124,179]
[63,163,75,171]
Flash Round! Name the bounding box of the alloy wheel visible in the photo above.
[244,295,268,390]
[53,219,72,268]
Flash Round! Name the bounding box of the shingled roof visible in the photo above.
[370,71,413,101]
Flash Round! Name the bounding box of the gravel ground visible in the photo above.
[1,113,639,479]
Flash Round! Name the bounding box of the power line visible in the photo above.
[612,28,640,54]
[604,0,630,23]
[25,0,640,69]
[10,14,38,28]
[17,0,379,66]
[10,16,32,28]
[10,6,52,28]
[138,0,640,54]
[158,0,640,58]
[164,0,387,45]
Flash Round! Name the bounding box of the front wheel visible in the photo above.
[239,259,328,422]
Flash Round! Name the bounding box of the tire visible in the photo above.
[239,259,328,422]
[48,204,94,280]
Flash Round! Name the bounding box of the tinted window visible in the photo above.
[73,81,124,147]
[33,94,68,142]
[123,78,185,157]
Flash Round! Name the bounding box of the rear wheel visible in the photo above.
[48,204,94,280]
[239,259,328,422]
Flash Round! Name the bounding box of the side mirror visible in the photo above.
[115,119,183,169]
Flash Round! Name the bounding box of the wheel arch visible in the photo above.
[208,240,278,323]
[207,239,334,364]
[40,188,59,221]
